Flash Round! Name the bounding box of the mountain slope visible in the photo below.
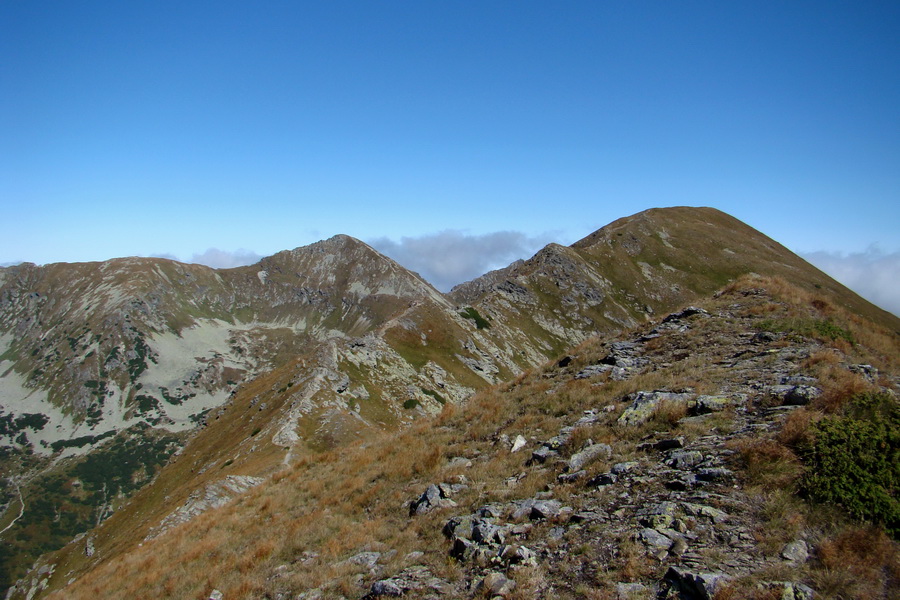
[21,273,900,600]
[2,207,898,598]
[452,208,899,357]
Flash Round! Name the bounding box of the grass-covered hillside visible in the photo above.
[19,274,898,600]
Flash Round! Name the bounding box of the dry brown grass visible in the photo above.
[811,526,900,600]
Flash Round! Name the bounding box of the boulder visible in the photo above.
[567,443,612,472]
[617,391,694,426]
[478,572,516,597]
[781,540,809,563]
[664,566,730,600]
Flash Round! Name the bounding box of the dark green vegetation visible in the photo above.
[802,392,899,537]
[0,426,183,592]
[0,412,48,437]
[759,317,855,344]
[458,306,490,329]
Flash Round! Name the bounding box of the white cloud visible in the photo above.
[368,230,554,292]
[188,248,264,269]
[802,247,900,317]
[150,249,263,269]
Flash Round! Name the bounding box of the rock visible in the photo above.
[443,515,475,540]
[530,499,563,520]
[695,467,734,482]
[760,581,814,600]
[345,551,381,570]
[557,355,574,368]
[611,461,639,475]
[510,435,527,453]
[665,566,730,600]
[567,443,612,472]
[511,498,537,520]
[849,363,878,383]
[570,510,607,523]
[681,502,729,524]
[753,331,779,343]
[473,520,505,545]
[617,390,694,426]
[663,306,708,322]
[369,579,404,597]
[558,469,588,483]
[587,472,617,486]
[766,384,822,406]
[693,395,733,414]
[575,364,613,379]
[784,386,821,405]
[639,528,673,550]
[478,572,516,597]
[639,436,685,451]
[450,536,476,560]
[781,540,809,563]
[498,544,537,566]
[529,445,558,464]
[616,582,649,599]
[409,483,457,516]
[666,450,704,470]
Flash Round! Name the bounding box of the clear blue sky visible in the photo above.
[1,2,898,308]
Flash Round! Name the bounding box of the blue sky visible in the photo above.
[1,2,898,312]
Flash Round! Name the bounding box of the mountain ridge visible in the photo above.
[1,206,898,598]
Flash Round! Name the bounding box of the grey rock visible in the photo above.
[473,520,505,545]
[443,515,475,540]
[369,579,404,597]
[529,445,558,464]
[510,434,527,453]
[784,386,821,405]
[611,461,640,475]
[478,572,516,597]
[616,582,649,599]
[567,443,612,472]
[665,566,730,600]
[617,390,694,426]
[639,528,673,550]
[531,499,563,520]
[695,467,734,482]
[694,395,733,414]
[450,536,476,560]
[781,540,809,563]
[558,469,588,483]
[663,306,709,322]
[666,450,704,470]
[575,364,613,379]
[588,472,617,486]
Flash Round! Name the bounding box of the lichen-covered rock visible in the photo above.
[567,442,612,472]
[617,391,694,426]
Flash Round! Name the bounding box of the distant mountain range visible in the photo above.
[1,206,897,598]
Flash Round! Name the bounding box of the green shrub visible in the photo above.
[801,392,899,537]
[758,317,853,344]
[402,398,419,410]
[459,307,491,329]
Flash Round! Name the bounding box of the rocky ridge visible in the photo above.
[16,274,898,600]
[2,207,898,598]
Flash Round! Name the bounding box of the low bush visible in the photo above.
[801,392,899,537]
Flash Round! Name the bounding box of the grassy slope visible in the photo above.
[28,275,900,600]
